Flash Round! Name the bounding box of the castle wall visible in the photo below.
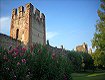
[0,33,22,50]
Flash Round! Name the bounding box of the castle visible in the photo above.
[10,3,46,46]
[0,3,92,54]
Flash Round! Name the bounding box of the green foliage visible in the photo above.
[67,51,82,72]
[0,44,72,80]
[92,50,105,67]
[67,51,94,72]
[92,0,105,67]
[80,52,94,71]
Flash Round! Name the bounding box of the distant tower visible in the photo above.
[10,3,46,46]
[76,42,88,53]
[82,42,88,53]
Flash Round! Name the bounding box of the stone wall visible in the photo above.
[10,4,30,46]
[31,8,46,45]
[10,3,46,46]
[47,44,68,57]
[0,33,23,50]
[0,33,67,57]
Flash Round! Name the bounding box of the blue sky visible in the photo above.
[0,0,100,50]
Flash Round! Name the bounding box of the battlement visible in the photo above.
[35,8,40,16]
[18,6,24,13]
[12,8,17,15]
[12,3,45,20]
[26,3,33,10]
[40,13,45,19]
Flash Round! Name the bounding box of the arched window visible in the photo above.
[16,29,19,40]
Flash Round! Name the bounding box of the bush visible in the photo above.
[67,51,82,72]
[0,44,72,80]
[80,52,94,71]
[67,51,94,72]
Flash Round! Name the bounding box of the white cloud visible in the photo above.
[46,32,58,40]
[0,17,11,35]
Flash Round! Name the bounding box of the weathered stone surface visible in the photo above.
[0,33,22,49]
[10,3,46,47]
[76,42,88,53]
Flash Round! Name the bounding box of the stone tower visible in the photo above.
[10,3,46,46]
[76,42,88,53]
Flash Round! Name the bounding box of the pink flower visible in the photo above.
[8,50,12,54]
[13,52,18,57]
[22,47,26,52]
[16,52,18,55]
[52,53,56,59]
[22,59,26,63]
[8,49,14,54]
[14,48,18,53]
[3,55,8,60]
[17,62,21,66]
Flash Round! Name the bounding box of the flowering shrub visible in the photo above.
[0,44,72,80]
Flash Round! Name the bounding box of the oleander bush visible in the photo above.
[0,43,94,80]
[0,44,72,80]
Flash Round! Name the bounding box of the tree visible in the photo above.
[92,0,105,68]
[79,52,94,71]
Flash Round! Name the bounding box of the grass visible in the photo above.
[72,72,105,80]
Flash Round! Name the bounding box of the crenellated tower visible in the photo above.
[10,3,46,46]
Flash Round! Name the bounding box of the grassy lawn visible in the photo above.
[72,72,105,80]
